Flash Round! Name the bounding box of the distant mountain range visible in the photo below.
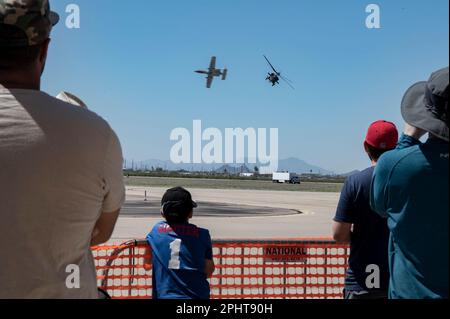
[276,157,333,175]
[125,157,334,175]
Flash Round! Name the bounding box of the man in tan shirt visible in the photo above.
[0,0,125,298]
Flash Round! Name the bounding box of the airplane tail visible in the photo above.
[222,69,228,80]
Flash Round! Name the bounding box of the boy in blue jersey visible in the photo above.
[146,187,215,299]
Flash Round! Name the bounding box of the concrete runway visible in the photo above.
[110,187,340,242]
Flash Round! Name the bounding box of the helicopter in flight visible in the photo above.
[263,55,295,90]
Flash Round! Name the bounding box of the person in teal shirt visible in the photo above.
[371,67,449,299]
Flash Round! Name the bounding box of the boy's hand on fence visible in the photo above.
[143,246,152,271]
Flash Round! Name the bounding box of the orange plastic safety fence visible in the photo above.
[92,239,349,299]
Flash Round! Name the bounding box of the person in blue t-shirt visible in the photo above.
[146,187,215,299]
[371,67,449,299]
[333,120,399,299]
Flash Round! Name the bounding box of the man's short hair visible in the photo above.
[365,143,390,161]
[0,24,44,70]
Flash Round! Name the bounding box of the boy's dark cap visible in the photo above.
[161,187,197,217]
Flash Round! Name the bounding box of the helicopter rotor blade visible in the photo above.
[280,75,295,90]
[263,55,279,74]
[280,73,294,85]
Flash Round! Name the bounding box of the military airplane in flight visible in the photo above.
[195,56,228,88]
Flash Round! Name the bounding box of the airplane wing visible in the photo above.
[209,56,216,71]
[206,75,214,88]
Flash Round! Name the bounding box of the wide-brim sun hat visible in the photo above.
[401,67,449,142]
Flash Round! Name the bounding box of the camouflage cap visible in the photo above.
[0,0,59,47]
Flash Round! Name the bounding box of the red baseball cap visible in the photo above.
[365,120,399,150]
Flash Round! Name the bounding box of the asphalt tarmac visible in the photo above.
[121,199,300,217]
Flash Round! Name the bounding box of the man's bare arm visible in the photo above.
[404,123,427,140]
[205,259,215,278]
[332,221,352,244]
[91,209,120,246]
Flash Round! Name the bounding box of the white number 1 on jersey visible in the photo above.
[169,239,182,269]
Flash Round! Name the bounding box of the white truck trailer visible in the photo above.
[272,172,301,184]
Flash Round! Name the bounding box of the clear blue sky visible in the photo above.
[42,0,449,173]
